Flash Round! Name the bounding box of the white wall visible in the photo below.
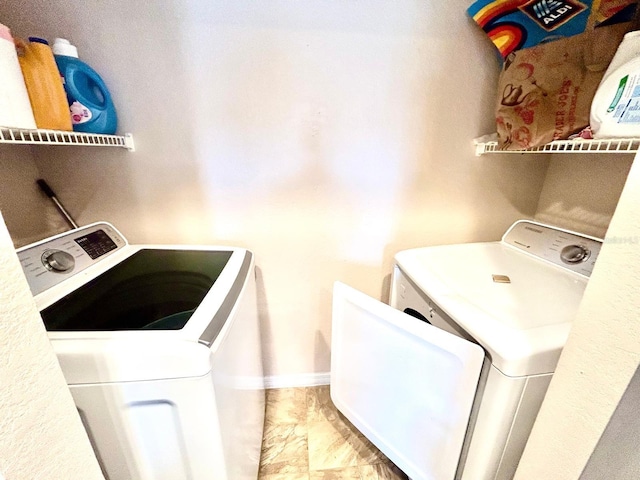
[516,154,640,479]
[535,153,634,238]
[0,145,61,247]
[0,0,551,379]
[0,212,104,480]
[580,364,640,480]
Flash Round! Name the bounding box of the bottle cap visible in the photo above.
[28,37,49,45]
[0,23,12,42]
[52,38,78,58]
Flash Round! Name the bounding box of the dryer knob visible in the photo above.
[42,250,75,273]
[560,245,590,264]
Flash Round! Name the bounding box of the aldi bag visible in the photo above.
[495,22,631,150]
[468,0,636,59]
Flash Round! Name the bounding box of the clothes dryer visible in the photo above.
[331,220,602,480]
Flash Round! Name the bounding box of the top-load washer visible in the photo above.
[331,220,602,480]
[17,222,264,480]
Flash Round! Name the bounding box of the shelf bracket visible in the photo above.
[124,133,135,152]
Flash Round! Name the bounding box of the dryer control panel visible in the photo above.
[17,223,127,296]
[503,220,603,277]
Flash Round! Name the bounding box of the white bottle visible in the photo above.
[0,23,37,129]
[591,31,640,138]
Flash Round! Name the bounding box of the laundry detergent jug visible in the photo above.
[17,36,72,131]
[591,31,640,139]
[53,38,117,135]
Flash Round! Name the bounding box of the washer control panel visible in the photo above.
[503,220,602,277]
[17,222,127,296]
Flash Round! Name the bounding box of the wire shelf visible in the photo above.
[0,127,134,151]
[474,137,640,156]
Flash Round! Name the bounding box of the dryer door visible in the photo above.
[331,282,484,480]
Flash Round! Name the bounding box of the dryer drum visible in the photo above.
[403,307,432,325]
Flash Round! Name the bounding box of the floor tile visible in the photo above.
[308,418,360,471]
[308,411,384,471]
[348,429,389,466]
[259,423,309,475]
[260,386,408,480]
[359,462,409,479]
[309,466,362,479]
[259,473,310,480]
[306,385,339,423]
[265,387,308,426]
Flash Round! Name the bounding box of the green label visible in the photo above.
[607,75,628,113]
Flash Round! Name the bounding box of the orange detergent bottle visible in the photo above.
[16,37,72,131]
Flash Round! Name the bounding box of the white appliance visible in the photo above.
[17,222,265,480]
[331,220,602,480]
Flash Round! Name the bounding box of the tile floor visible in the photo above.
[258,386,409,480]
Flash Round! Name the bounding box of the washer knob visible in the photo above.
[42,250,75,273]
[561,245,590,264]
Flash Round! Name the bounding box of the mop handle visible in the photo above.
[36,179,79,230]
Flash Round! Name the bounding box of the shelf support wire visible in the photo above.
[0,127,133,151]
[474,136,640,155]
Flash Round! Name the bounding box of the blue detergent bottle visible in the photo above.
[52,38,117,134]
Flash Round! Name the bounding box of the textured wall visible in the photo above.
[535,153,634,238]
[0,213,104,479]
[0,145,59,247]
[516,154,640,479]
[580,364,640,479]
[0,0,550,380]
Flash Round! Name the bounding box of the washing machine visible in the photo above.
[17,222,264,480]
[331,220,602,480]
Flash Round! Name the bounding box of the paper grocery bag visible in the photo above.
[588,0,638,28]
[495,22,631,150]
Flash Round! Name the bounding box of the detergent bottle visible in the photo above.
[16,36,72,131]
[0,24,36,129]
[53,38,117,135]
[591,31,640,138]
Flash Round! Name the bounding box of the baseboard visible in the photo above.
[263,372,330,389]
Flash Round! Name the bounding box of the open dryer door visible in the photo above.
[330,282,484,480]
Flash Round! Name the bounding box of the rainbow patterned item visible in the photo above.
[468,0,594,58]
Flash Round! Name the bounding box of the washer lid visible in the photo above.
[395,241,589,376]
